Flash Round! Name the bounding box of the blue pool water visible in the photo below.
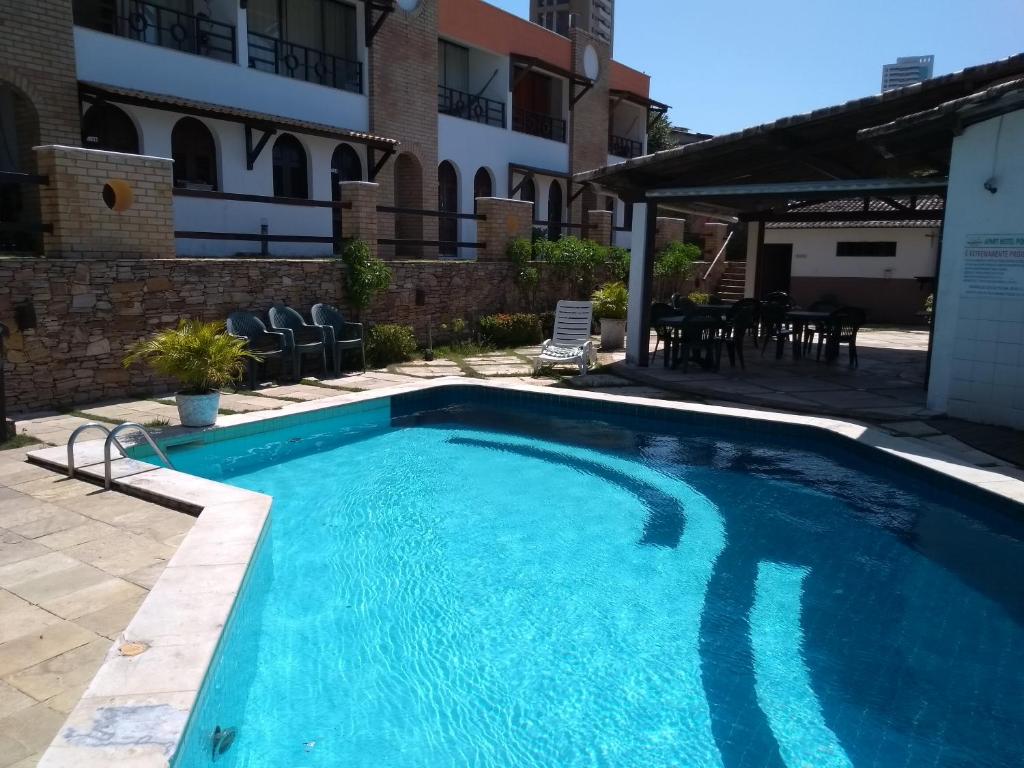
[170,393,1024,768]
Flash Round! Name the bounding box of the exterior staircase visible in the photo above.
[713,261,747,301]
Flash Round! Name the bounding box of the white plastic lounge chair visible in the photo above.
[534,300,598,376]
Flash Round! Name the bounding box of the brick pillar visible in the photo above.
[586,209,613,247]
[654,216,687,251]
[704,222,729,259]
[35,145,174,259]
[475,197,534,262]
[338,181,379,258]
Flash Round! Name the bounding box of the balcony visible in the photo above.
[512,107,567,143]
[248,31,362,95]
[73,0,235,63]
[609,134,644,158]
[438,86,505,129]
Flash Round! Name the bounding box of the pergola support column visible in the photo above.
[626,201,658,366]
[744,220,764,299]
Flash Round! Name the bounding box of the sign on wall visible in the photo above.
[961,234,1024,298]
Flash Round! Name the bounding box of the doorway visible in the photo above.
[760,243,793,297]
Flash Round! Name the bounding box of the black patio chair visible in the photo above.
[821,307,867,367]
[763,290,795,308]
[724,302,758,370]
[268,305,328,380]
[728,298,761,348]
[311,303,365,376]
[759,301,792,359]
[226,311,289,390]
[671,293,696,313]
[802,300,840,354]
[650,302,675,366]
[673,307,724,373]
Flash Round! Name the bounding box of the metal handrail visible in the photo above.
[702,231,735,282]
[67,423,128,479]
[103,423,174,490]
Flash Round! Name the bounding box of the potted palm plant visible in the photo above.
[124,320,253,428]
[592,281,628,350]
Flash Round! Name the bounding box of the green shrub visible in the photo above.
[479,313,543,348]
[655,241,701,278]
[688,292,710,305]
[366,324,417,367]
[608,246,631,282]
[507,237,539,291]
[340,239,392,310]
[592,282,629,320]
[538,311,556,340]
[532,237,556,262]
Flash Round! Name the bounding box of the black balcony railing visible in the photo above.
[512,107,567,143]
[438,86,506,129]
[248,31,362,95]
[74,0,236,63]
[609,134,643,158]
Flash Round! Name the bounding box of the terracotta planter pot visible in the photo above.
[176,392,220,428]
[600,318,626,351]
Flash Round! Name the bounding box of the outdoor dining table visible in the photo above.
[659,314,726,369]
[785,309,831,360]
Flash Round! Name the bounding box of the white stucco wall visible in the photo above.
[765,227,939,279]
[928,108,1024,429]
[74,23,370,132]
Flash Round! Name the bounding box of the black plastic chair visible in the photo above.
[763,290,794,308]
[724,303,758,370]
[268,305,328,380]
[759,302,792,359]
[312,303,365,376]
[673,307,724,372]
[226,311,289,390]
[821,307,866,367]
[728,298,761,349]
[650,302,675,366]
[802,300,840,354]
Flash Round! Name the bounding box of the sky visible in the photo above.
[486,0,1024,135]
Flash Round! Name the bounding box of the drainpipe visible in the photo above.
[0,322,8,440]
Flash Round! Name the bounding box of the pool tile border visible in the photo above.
[27,377,1024,767]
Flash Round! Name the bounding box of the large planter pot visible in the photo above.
[600,318,626,351]
[176,391,220,428]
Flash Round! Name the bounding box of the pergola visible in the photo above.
[576,54,1024,368]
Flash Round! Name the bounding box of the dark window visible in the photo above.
[474,167,493,200]
[81,103,139,154]
[520,176,536,221]
[438,161,459,256]
[547,181,563,241]
[836,241,898,257]
[437,40,469,92]
[331,143,362,184]
[171,117,217,189]
[248,0,356,60]
[272,134,307,199]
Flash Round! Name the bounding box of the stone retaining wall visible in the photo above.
[0,256,607,411]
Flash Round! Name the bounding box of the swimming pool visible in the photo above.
[166,387,1024,768]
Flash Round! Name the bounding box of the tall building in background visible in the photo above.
[881,56,935,92]
[531,0,614,48]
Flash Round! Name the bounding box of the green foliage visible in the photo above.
[531,237,556,262]
[123,320,253,395]
[655,241,701,278]
[340,239,392,310]
[479,313,543,348]
[507,237,539,291]
[688,292,710,305]
[608,246,631,282]
[647,112,675,153]
[592,282,629,320]
[543,236,607,291]
[0,433,41,451]
[366,324,417,367]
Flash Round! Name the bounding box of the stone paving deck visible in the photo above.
[0,444,194,768]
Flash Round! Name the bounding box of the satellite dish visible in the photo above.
[583,45,600,80]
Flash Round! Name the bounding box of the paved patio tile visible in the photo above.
[0,681,34,720]
[470,364,533,376]
[253,384,340,402]
[884,420,944,437]
[0,592,62,646]
[5,639,111,703]
[63,532,174,578]
[0,702,68,768]
[0,621,99,679]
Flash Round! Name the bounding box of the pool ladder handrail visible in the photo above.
[102,422,175,490]
[67,423,129,479]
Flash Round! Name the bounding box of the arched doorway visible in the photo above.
[272,134,308,199]
[473,167,493,214]
[331,144,362,250]
[547,180,563,241]
[171,117,218,189]
[438,160,459,256]
[81,103,139,154]
[0,82,41,251]
[394,153,423,257]
[519,176,536,226]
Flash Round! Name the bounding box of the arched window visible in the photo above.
[547,180,563,241]
[272,134,307,199]
[474,167,493,200]
[519,176,536,223]
[438,160,459,256]
[171,117,217,189]
[81,103,139,154]
[331,144,362,185]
